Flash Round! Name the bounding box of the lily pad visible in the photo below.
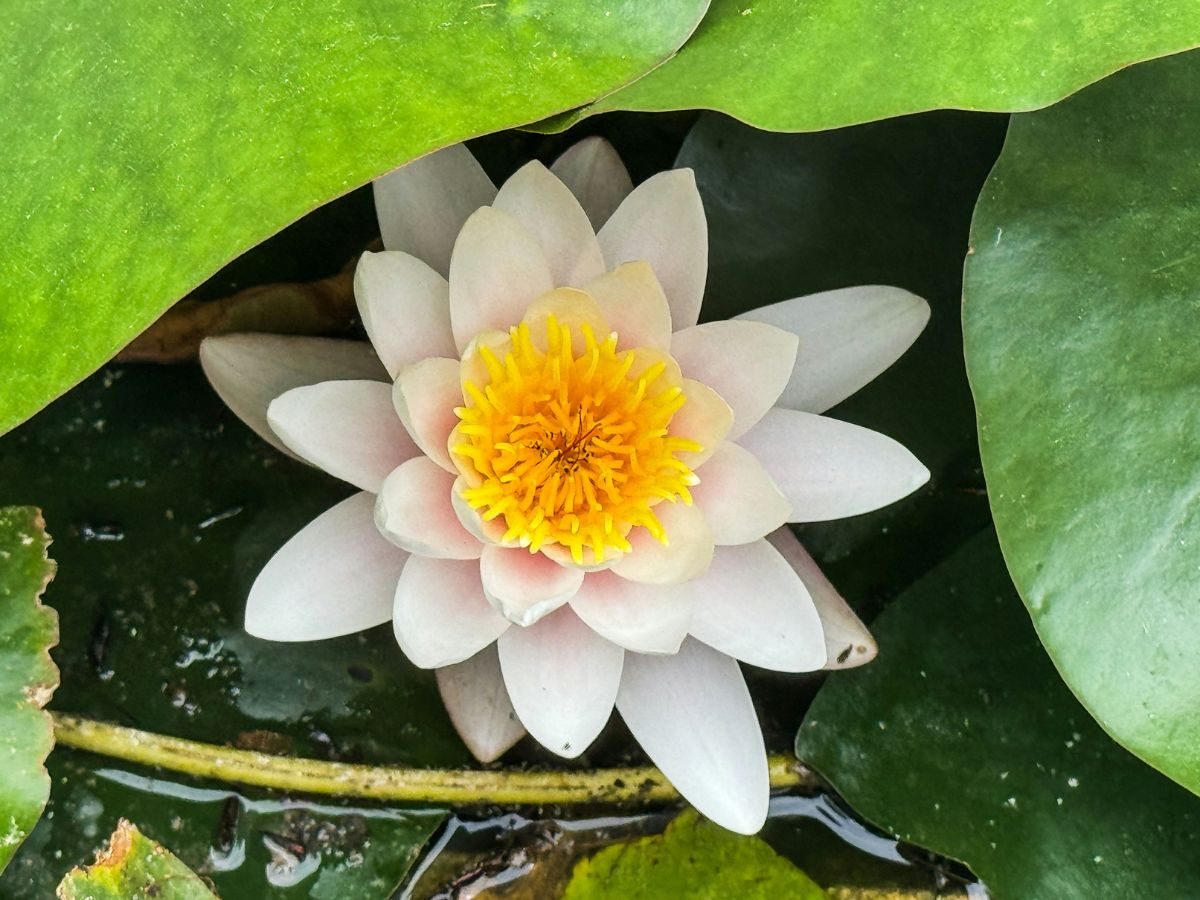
[963,51,1200,791]
[544,0,1200,132]
[57,819,216,899]
[797,531,1200,898]
[0,507,59,874]
[0,0,709,436]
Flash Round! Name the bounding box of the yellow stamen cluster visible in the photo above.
[452,315,702,565]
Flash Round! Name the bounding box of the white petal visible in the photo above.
[688,541,826,672]
[550,136,634,230]
[451,478,514,547]
[480,545,584,626]
[393,556,509,669]
[246,493,405,641]
[375,458,482,559]
[767,527,877,670]
[268,381,418,493]
[393,357,462,472]
[448,206,555,354]
[691,443,790,546]
[497,606,623,758]
[610,502,714,586]
[739,408,929,521]
[199,334,386,457]
[598,169,707,331]
[436,644,526,763]
[582,262,673,350]
[493,160,605,288]
[670,320,798,439]
[738,286,930,413]
[617,639,769,834]
[354,251,456,377]
[373,143,497,277]
[671,379,734,469]
[570,570,691,654]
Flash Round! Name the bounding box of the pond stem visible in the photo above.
[51,712,814,805]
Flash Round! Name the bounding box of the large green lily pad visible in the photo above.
[0,0,709,436]
[963,51,1200,791]
[797,531,1200,898]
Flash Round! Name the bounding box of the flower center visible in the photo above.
[452,315,702,565]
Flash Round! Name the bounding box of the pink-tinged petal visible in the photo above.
[570,570,690,654]
[550,136,633,230]
[393,357,462,473]
[393,556,509,669]
[199,334,386,457]
[480,545,584,626]
[493,160,605,288]
[521,287,610,355]
[354,251,456,377]
[448,206,555,354]
[246,493,405,641]
[738,408,930,521]
[610,502,714,586]
[375,458,482,560]
[670,321,798,439]
[671,379,733,468]
[497,606,623,758]
[688,541,826,672]
[767,527,877,670]
[436,644,526,763]
[617,639,769,834]
[691,443,790,546]
[582,262,672,350]
[450,477,516,547]
[597,169,707,330]
[373,143,497,277]
[267,381,418,493]
[738,286,930,413]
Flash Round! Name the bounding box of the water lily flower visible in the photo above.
[200,137,930,834]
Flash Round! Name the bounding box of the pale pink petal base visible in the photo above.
[375,458,482,559]
[690,443,790,546]
[393,357,463,472]
[480,545,584,626]
[610,502,714,586]
[583,262,673,350]
[393,556,509,669]
[354,251,456,377]
[570,570,691,654]
[436,644,526,764]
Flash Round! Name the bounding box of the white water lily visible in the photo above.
[200,137,930,834]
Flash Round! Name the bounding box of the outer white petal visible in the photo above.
[375,458,482,560]
[448,206,555,354]
[436,644,526,763]
[767,527,877,670]
[738,408,929,521]
[393,357,462,472]
[738,286,930,413]
[199,334,386,457]
[690,443,790,546]
[267,381,418,493]
[688,541,826,672]
[354,251,456,377]
[550,136,633,230]
[373,143,497,277]
[670,321,798,439]
[570,570,691,654]
[246,493,405,641]
[497,606,624,758]
[617,638,769,834]
[493,160,605,288]
[393,556,509,669]
[480,545,584,626]
[610,502,714,586]
[582,261,673,350]
[597,169,707,331]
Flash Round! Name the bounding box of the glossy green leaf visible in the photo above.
[963,51,1200,792]
[797,531,1200,899]
[563,810,827,900]
[0,507,58,875]
[542,0,1200,132]
[57,820,216,899]
[0,0,709,437]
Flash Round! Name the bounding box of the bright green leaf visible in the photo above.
[57,820,216,899]
[963,51,1200,792]
[0,0,709,436]
[797,531,1200,899]
[0,506,58,874]
[563,810,827,900]
[542,0,1200,132]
